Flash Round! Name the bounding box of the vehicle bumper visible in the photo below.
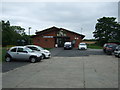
[79,47,87,50]
[114,51,119,56]
[36,56,43,61]
[45,53,51,58]
[64,47,72,49]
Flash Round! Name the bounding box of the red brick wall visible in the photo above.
[33,29,83,48]
[33,31,56,48]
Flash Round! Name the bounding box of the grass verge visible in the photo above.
[1,47,7,62]
[87,44,103,49]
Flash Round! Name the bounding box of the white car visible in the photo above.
[78,43,87,50]
[64,42,72,50]
[25,45,51,59]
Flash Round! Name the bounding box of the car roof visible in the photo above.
[80,43,86,44]
[11,46,26,48]
[26,45,38,47]
[9,46,26,50]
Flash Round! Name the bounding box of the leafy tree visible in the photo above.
[2,20,31,46]
[11,26,25,35]
[93,17,120,46]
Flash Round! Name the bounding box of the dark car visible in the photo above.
[103,43,117,53]
[64,42,72,50]
[114,45,120,58]
[105,44,118,55]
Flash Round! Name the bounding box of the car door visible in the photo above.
[15,48,29,60]
[9,47,17,59]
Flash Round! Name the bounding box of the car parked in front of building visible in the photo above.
[78,43,87,50]
[103,43,117,53]
[104,44,118,55]
[25,45,51,59]
[5,46,43,63]
[114,45,120,58]
[64,42,72,50]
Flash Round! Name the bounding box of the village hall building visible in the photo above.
[32,26,85,48]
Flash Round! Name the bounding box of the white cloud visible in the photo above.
[2,2,118,39]
[2,0,120,2]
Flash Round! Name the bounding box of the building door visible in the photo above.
[57,38,64,47]
[56,37,70,47]
[56,30,70,47]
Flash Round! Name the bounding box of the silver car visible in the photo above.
[5,46,43,63]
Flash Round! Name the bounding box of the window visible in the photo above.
[17,48,24,52]
[10,48,17,52]
[57,30,66,36]
[28,47,40,51]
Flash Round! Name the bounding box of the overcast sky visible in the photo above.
[2,1,119,39]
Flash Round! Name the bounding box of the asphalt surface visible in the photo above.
[3,55,118,88]
[2,48,105,73]
[51,48,105,57]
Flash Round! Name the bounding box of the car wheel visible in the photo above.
[115,55,118,57]
[118,54,120,58]
[5,56,11,62]
[103,49,106,53]
[30,57,36,63]
[42,54,46,59]
[106,51,112,55]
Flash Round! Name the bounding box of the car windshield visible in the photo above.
[80,44,86,45]
[108,44,117,48]
[25,48,33,52]
[37,46,44,50]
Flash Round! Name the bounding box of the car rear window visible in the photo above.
[108,44,117,48]
[10,48,17,52]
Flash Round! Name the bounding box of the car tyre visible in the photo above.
[30,57,36,63]
[38,56,43,62]
[118,54,120,58]
[5,56,11,62]
[42,54,46,59]
[115,55,118,57]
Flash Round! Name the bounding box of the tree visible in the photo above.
[2,20,31,46]
[11,26,25,35]
[93,17,120,46]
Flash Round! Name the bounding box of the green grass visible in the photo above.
[87,44,103,49]
[0,47,2,62]
[1,47,7,62]
[1,46,12,62]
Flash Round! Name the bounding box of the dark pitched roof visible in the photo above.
[32,26,85,39]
